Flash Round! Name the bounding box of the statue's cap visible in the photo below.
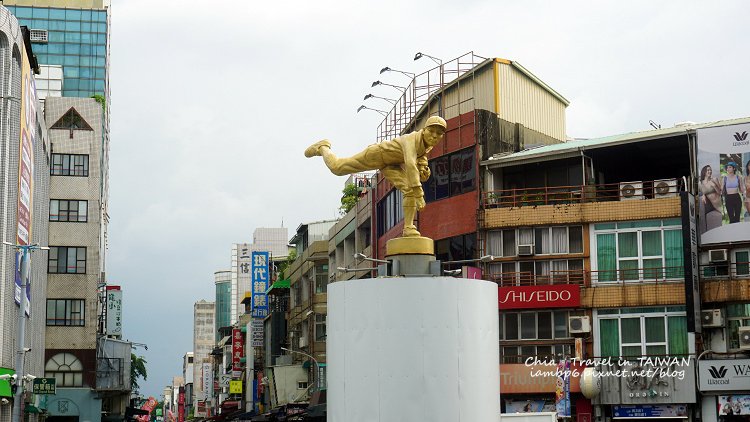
[424,115,447,130]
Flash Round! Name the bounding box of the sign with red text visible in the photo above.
[498,284,580,309]
[232,328,244,372]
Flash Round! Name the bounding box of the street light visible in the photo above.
[414,52,443,66]
[440,255,495,265]
[2,241,48,422]
[379,66,415,78]
[354,252,389,264]
[363,93,396,104]
[370,80,406,92]
[356,105,387,116]
[281,347,321,390]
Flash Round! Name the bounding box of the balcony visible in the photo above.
[481,180,682,228]
[701,262,750,303]
[96,338,131,392]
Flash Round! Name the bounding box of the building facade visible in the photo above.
[0,8,51,421]
[193,300,215,417]
[215,270,231,342]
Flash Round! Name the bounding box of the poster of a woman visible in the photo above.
[697,123,750,245]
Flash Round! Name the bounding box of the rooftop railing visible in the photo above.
[486,265,685,287]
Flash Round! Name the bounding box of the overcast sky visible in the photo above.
[108,0,750,398]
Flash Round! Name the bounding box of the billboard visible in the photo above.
[699,359,750,391]
[697,122,750,244]
[497,284,580,310]
[14,39,38,316]
[106,287,123,337]
[251,251,269,318]
[238,244,252,310]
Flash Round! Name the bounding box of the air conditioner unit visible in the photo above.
[653,178,678,198]
[29,29,48,43]
[517,244,534,256]
[739,326,750,350]
[702,309,725,328]
[569,316,591,334]
[298,337,308,348]
[709,249,729,263]
[620,181,644,200]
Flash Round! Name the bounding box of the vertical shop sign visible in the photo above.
[251,252,269,318]
[106,287,123,337]
[232,328,244,372]
[681,192,701,333]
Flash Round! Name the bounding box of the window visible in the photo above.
[735,250,750,277]
[315,264,328,293]
[501,344,572,364]
[727,304,750,350]
[487,226,583,257]
[423,148,476,202]
[435,233,476,269]
[297,381,309,390]
[376,189,403,236]
[51,107,93,137]
[597,307,687,358]
[51,154,88,176]
[45,353,83,387]
[48,247,86,274]
[50,199,87,222]
[46,299,85,326]
[501,311,571,341]
[593,219,683,283]
[315,314,326,341]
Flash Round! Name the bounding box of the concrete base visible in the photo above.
[327,277,500,422]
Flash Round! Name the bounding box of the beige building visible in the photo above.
[193,300,215,415]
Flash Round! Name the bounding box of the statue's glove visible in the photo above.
[406,187,426,211]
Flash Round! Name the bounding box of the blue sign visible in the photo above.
[251,251,269,318]
[613,405,688,418]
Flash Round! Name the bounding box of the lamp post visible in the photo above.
[280,347,320,390]
[2,241,48,422]
[356,105,387,116]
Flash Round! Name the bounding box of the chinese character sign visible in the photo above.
[106,289,123,338]
[238,244,252,309]
[232,328,244,372]
[251,251,269,318]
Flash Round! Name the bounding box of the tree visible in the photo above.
[339,183,359,215]
[277,249,297,280]
[90,94,106,112]
[131,353,148,391]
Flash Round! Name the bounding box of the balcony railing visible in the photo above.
[700,262,750,280]
[482,179,682,208]
[487,266,685,287]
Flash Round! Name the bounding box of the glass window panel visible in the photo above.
[621,318,641,344]
[81,10,92,21]
[79,201,87,222]
[519,261,534,285]
[537,346,553,361]
[554,311,568,338]
[736,251,750,276]
[67,248,77,273]
[97,23,107,32]
[618,232,638,258]
[551,227,567,254]
[642,231,662,256]
[464,234,476,261]
[50,9,66,19]
[33,8,49,19]
[449,236,464,262]
[622,345,642,357]
[16,7,33,18]
[595,223,616,230]
[48,31,65,42]
[643,258,663,280]
[503,230,515,257]
[66,44,81,55]
[65,20,81,31]
[645,317,665,342]
[65,32,82,43]
[663,218,681,226]
[50,200,59,221]
[646,345,666,356]
[599,319,620,357]
[461,149,476,192]
[450,153,463,195]
[81,23,93,33]
[433,156,449,200]
[619,260,639,281]
[487,231,502,257]
[503,347,518,364]
[535,228,550,254]
[521,313,536,339]
[537,312,552,339]
[520,346,535,359]
[569,226,583,253]
[498,314,504,339]
[535,261,550,284]
[505,313,518,340]
[597,233,616,282]
[48,20,65,30]
[95,57,105,66]
[664,230,684,278]
[66,9,82,20]
[518,228,533,245]
[668,316,688,355]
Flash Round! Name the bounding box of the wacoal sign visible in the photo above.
[498,285,581,310]
[698,359,750,391]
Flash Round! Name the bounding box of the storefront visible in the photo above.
[595,359,696,421]
[698,359,750,422]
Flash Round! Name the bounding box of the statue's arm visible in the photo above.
[402,138,422,195]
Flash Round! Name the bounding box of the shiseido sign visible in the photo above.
[498,285,580,310]
[699,359,750,391]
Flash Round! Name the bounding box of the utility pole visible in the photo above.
[3,242,48,422]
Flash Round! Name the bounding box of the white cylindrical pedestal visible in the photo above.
[328,277,500,422]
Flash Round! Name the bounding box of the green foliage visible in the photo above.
[277,249,297,280]
[340,183,359,215]
[131,353,148,391]
[90,94,106,112]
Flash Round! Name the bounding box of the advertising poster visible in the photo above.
[718,395,750,416]
[555,360,571,417]
[14,41,37,316]
[504,399,555,413]
[251,251,269,318]
[136,396,158,422]
[697,122,750,244]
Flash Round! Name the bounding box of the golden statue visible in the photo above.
[305,115,447,241]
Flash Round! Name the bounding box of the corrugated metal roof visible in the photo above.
[483,116,750,168]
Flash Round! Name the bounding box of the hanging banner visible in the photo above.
[136,396,158,422]
[15,37,38,316]
[251,251,269,318]
[555,360,571,417]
